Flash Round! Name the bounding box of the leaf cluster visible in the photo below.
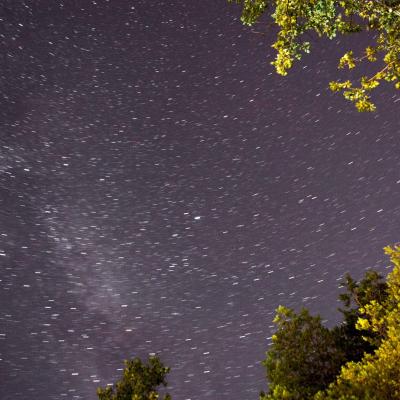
[260,247,396,400]
[97,356,171,400]
[317,246,400,399]
[260,306,347,400]
[229,0,400,111]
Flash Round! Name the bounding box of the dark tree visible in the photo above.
[97,356,171,400]
[260,268,389,399]
[333,269,388,358]
[260,306,346,400]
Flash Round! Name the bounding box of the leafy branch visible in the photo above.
[229,0,400,111]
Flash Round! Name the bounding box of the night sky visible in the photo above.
[1,1,400,399]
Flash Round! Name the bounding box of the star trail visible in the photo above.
[1,1,400,399]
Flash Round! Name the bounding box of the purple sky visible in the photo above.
[1,1,399,399]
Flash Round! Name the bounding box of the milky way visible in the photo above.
[1,1,400,399]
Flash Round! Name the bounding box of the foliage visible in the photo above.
[260,306,346,400]
[315,245,400,399]
[260,246,398,399]
[228,0,400,111]
[335,269,388,351]
[97,356,171,400]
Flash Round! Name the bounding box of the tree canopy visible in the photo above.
[260,306,346,400]
[229,0,400,111]
[260,245,400,400]
[97,356,171,400]
[315,246,400,400]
